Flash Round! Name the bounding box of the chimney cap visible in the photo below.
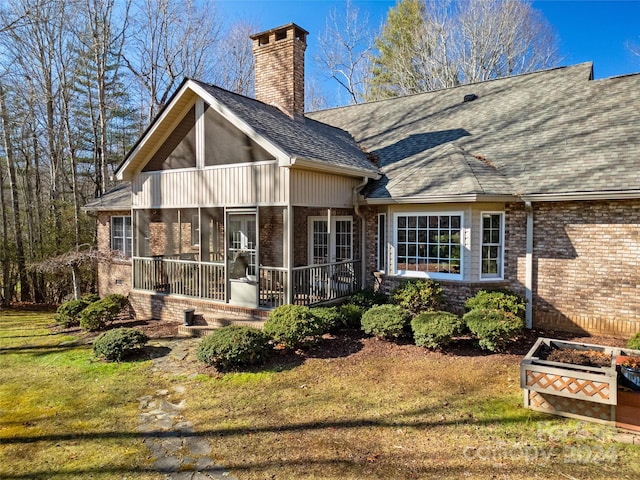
[250,23,309,42]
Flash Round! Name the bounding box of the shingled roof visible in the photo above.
[308,63,640,200]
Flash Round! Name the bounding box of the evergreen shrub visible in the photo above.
[196,325,271,370]
[80,294,130,331]
[391,279,442,315]
[411,311,463,349]
[627,332,640,350]
[263,304,325,349]
[361,304,410,340]
[93,327,148,362]
[463,308,524,352]
[464,289,526,317]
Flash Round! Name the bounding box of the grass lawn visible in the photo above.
[0,309,167,479]
[2,309,639,479]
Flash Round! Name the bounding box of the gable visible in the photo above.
[203,105,275,166]
[143,106,196,172]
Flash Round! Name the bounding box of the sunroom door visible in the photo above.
[309,217,352,264]
[227,211,258,307]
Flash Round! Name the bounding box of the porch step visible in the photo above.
[177,325,220,337]
[178,317,267,337]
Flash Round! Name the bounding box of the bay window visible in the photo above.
[395,213,462,279]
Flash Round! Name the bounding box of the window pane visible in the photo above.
[481,214,503,278]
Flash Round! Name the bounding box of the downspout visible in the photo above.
[353,177,369,290]
[525,201,533,329]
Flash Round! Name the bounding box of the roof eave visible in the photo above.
[290,156,380,179]
[363,194,519,205]
[521,190,640,202]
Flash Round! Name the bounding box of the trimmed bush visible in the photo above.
[55,298,91,328]
[263,304,325,349]
[339,303,365,329]
[196,325,271,370]
[411,311,463,349]
[93,327,148,362]
[361,304,410,340]
[464,289,526,317]
[391,279,442,315]
[463,308,524,352]
[311,307,342,332]
[347,289,388,310]
[627,332,640,350]
[82,293,100,304]
[80,294,130,331]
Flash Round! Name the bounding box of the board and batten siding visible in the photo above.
[132,161,288,208]
[290,170,360,208]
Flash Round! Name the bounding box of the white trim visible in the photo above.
[201,159,278,171]
[111,215,133,257]
[479,211,505,281]
[195,99,205,169]
[525,202,534,329]
[377,213,387,273]
[392,211,464,281]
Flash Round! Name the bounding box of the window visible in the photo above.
[111,216,132,257]
[228,213,257,280]
[377,213,387,272]
[481,212,504,279]
[395,213,462,279]
[308,216,353,264]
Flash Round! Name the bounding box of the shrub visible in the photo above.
[347,289,388,310]
[196,325,271,370]
[463,308,524,352]
[361,304,410,340]
[464,289,526,317]
[80,294,130,331]
[311,307,342,332]
[339,303,365,329]
[263,304,325,349]
[391,279,442,315]
[93,327,148,362]
[411,311,463,349]
[82,293,100,304]
[627,332,640,350]
[55,298,91,328]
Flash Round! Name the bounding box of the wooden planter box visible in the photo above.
[521,338,640,431]
[521,338,618,425]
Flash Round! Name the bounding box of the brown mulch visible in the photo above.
[53,317,181,343]
[543,347,612,367]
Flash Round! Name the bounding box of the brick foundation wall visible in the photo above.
[129,291,268,326]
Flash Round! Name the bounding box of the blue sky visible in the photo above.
[218,0,640,104]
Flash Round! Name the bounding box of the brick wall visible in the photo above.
[259,206,284,267]
[96,211,132,297]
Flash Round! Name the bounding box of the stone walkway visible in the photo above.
[136,338,237,480]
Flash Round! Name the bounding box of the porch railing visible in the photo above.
[292,260,361,306]
[133,257,360,307]
[133,257,224,300]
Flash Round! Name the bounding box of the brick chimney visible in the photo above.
[250,23,308,117]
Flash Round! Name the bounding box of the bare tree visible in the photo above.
[215,20,255,96]
[456,0,559,83]
[368,0,559,99]
[123,0,222,118]
[316,0,375,104]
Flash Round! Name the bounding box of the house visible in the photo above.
[84,23,640,337]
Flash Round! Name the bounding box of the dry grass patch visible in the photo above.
[185,333,640,479]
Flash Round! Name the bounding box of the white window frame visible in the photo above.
[392,212,464,280]
[307,216,353,265]
[480,211,505,280]
[111,215,132,257]
[377,213,387,272]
